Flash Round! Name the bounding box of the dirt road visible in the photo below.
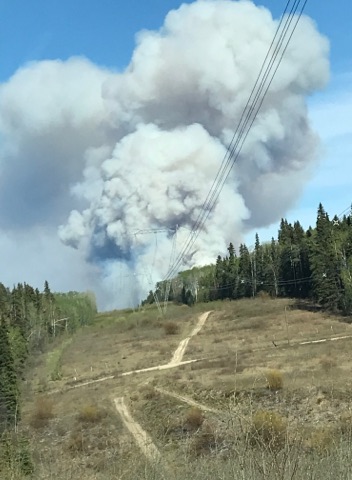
[114,397,161,462]
[114,312,212,463]
[169,311,211,365]
[155,387,220,413]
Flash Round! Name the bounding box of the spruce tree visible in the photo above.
[238,244,252,298]
[310,204,342,310]
[0,320,19,431]
[227,243,238,299]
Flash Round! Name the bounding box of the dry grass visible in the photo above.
[29,396,55,429]
[163,321,179,335]
[265,369,284,391]
[319,354,337,373]
[306,427,335,453]
[22,297,352,479]
[250,410,287,450]
[77,404,106,424]
[140,384,160,400]
[67,429,85,453]
[184,407,204,430]
[189,422,218,457]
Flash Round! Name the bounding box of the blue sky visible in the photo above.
[0,0,351,303]
[1,4,350,107]
[1,1,351,80]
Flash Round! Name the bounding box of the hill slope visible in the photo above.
[19,298,352,479]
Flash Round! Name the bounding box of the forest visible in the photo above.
[147,204,352,315]
[0,282,97,474]
[0,202,351,475]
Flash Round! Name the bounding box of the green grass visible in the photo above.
[46,337,72,381]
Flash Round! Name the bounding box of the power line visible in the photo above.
[202,202,352,294]
[134,227,178,315]
[164,0,308,282]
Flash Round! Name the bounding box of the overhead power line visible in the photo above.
[163,0,308,282]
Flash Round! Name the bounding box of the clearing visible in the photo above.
[21,298,352,480]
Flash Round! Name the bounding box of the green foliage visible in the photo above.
[142,202,352,317]
[0,432,34,476]
[250,410,287,450]
[54,291,97,333]
[0,320,20,431]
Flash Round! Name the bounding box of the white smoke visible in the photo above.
[0,0,329,309]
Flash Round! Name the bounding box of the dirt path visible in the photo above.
[112,312,212,463]
[155,387,220,413]
[121,358,201,377]
[169,311,211,365]
[299,334,352,346]
[114,397,160,462]
[49,328,352,395]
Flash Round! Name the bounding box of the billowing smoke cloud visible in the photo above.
[0,0,329,309]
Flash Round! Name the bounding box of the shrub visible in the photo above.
[185,407,204,431]
[140,385,159,400]
[163,321,179,335]
[250,410,287,450]
[339,412,352,436]
[68,429,84,453]
[30,396,55,429]
[0,432,34,475]
[319,355,337,373]
[307,427,335,453]
[77,404,105,424]
[265,369,283,391]
[257,290,271,301]
[190,422,217,457]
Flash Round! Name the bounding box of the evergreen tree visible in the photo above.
[215,255,227,300]
[253,233,266,295]
[227,242,238,299]
[0,320,19,431]
[310,204,342,310]
[238,244,252,298]
[262,239,280,297]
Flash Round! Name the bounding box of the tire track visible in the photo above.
[169,311,210,365]
[114,397,160,462]
[155,387,220,413]
[113,312,212,463]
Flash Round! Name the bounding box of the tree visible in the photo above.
[310,204,342,310]
[238,244,252,298]
[0,320,19,431]
[227,242,238,299]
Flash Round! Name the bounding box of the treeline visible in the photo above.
[144,204,352,314]
[0,281,97,434]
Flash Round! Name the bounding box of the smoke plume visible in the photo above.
[0,1,329,308]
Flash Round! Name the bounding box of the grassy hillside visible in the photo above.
[13,298,352,479]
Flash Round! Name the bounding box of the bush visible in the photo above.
[257,290,271,301]
[319,355,337,373]
[340,412,352,436]
[265,369,283,391]
[68,429,84,453]
[77,404,105,424]
[0,432,34,475]
[250,410,287,450]
[190,422,217,457]
[307,427,335,453]
[30,396,55,429]
[140,385,159,400]
[163,321,179,335]
[185,407,204,431]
